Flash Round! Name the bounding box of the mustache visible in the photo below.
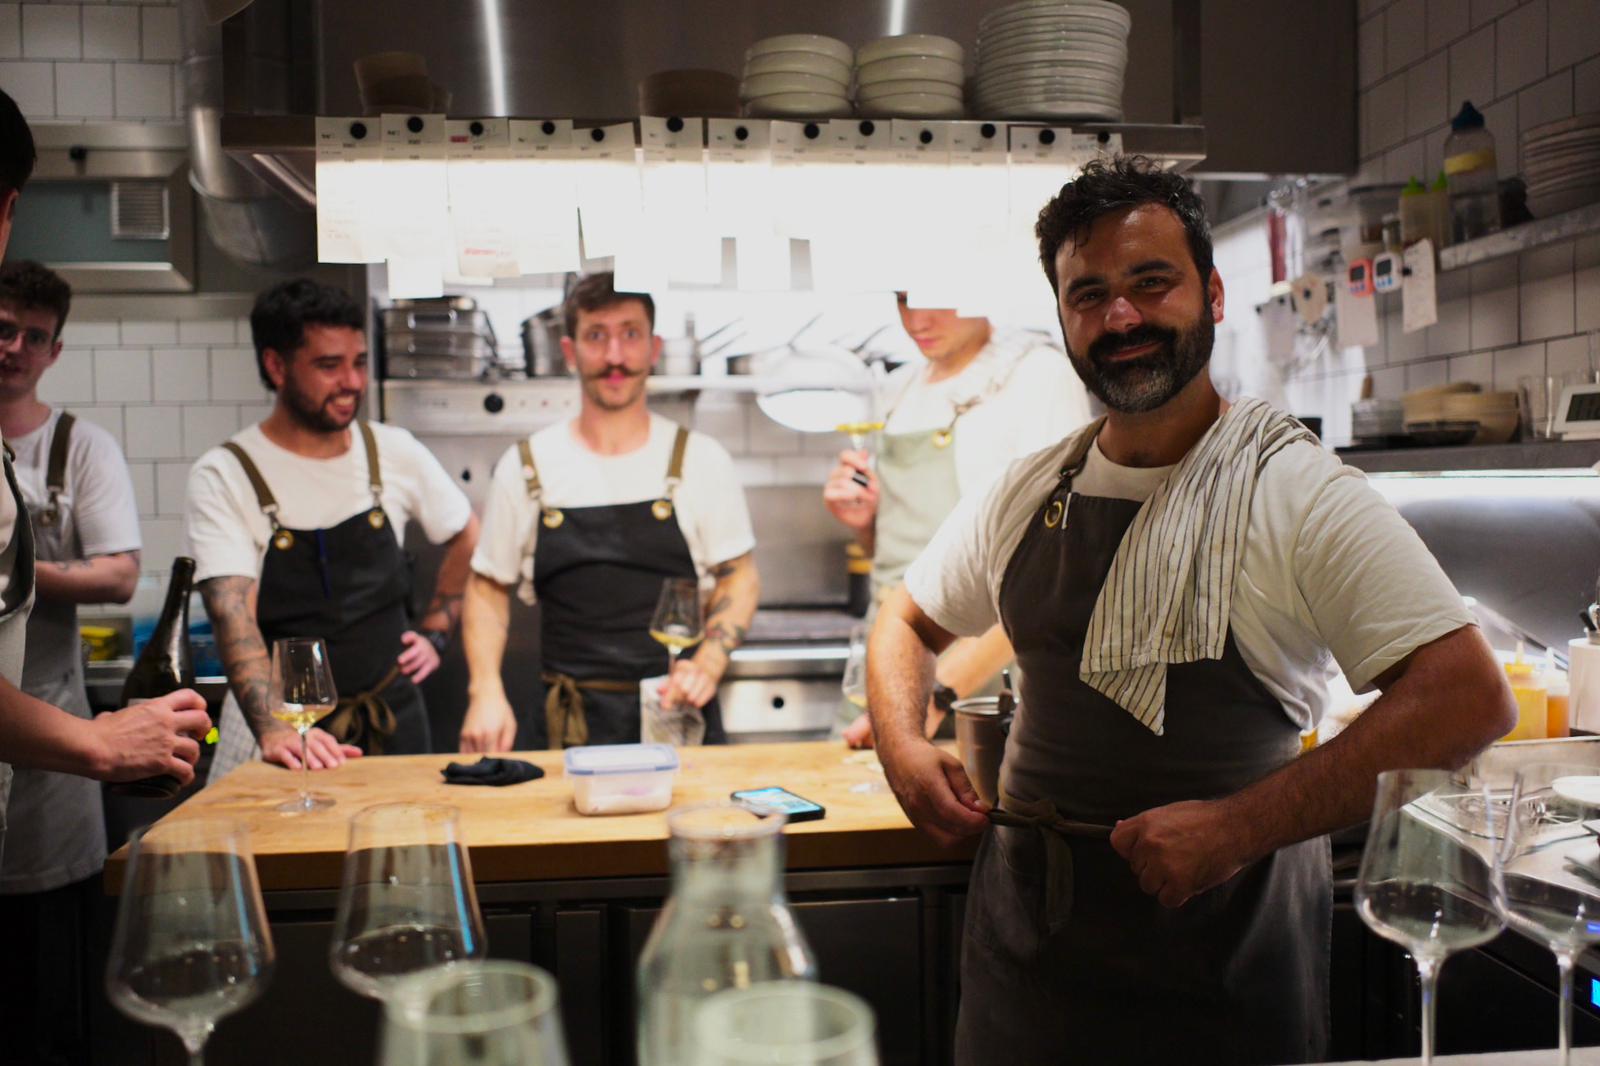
[584,366,644,381]
[1087,325,1177,364]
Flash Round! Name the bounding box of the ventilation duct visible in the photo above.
[180,0,315,269]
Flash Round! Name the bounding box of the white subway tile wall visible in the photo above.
[1238,0,1600,444]
[0,0,178,123]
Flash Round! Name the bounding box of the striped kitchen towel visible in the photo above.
[1079,396,1318,734]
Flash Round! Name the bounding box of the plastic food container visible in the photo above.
[564,744,680,815]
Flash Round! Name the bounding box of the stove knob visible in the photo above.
[483,393,505,414]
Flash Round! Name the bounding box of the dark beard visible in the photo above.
[281,380,359,432]
[1064,314,1214,415]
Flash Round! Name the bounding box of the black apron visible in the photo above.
[220,422,429,755]
[517,427,724,748]
[954,431,1331,1066]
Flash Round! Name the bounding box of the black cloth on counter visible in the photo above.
[441,757,545,786]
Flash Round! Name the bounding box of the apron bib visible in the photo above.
[518,427,724,749]
[953,437,1331,1066]
[210,423,428,780]
[3,414,106,894]
[0,450,38,868]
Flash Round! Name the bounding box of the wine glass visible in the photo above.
[1355,768,1505,1064]
[330,803,487,1002]
[107,818,275,1066]
[693,982,879,1066]
[1494,761,1600,1066]
[381,960,570,1066]
[841,623,868,713]
[271,636,338,814]
[650,578,702,673]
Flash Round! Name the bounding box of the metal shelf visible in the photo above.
[1438,201,1600,272]
[1336,438,1600,474]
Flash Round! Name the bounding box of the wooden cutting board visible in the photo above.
[104,742,976,892]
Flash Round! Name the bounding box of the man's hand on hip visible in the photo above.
[876,735,989,848]
[1109,797,1253,908]
[397,630,442,683]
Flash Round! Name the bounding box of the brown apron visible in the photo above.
[954,429,1331,1066]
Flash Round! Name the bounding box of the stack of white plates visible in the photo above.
[1521,113,1600,218]
[972,0,1131,121]
[854,34,966,119]
[741,34,854,118]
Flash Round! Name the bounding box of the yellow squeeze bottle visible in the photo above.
[1503,643,1548,741]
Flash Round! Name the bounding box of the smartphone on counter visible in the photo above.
[731,787,826,823]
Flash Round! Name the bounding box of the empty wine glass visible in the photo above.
[271,636,338,814]
[330,803,487,1001]
[381,960,570,1066]
[107,818,275,1066]
[694,982,879,1066]
[840,623,868,713]
[1355,768,1504,1064]
[1494,761,1600,1066]
[650,578,702,672]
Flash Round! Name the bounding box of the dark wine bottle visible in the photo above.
[112,557,196,798]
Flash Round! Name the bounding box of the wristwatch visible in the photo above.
[932,683,958,714]
[421,629,450,655]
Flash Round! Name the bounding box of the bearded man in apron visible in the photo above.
[186,279,480,780]
[869,156,1517,1065]
[822,295,1090,748]
[461,273,759,752]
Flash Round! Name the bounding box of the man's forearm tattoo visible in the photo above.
[200,575,275,738]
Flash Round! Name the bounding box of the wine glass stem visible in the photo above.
[1416,957,1439,1065]
[299,727,310,806]
[1558,952,1575,1066]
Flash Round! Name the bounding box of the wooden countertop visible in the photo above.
[106,742,976,893]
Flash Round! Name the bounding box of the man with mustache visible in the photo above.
[869,157,1514,1064]
[462,273,758,750]
[186,278,480,777]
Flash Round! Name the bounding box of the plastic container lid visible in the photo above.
[564,743,679,776]
[1451,101,1486,131]
[1402,177,1426,196]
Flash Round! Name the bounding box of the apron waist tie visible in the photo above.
[322,664,403,755]
[541,670,636,750]
[990,790,1115,935]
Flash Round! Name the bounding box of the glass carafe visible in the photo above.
[636,803,817,1066]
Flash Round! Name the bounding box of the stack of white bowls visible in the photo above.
[741,34,854,117]
[1521,113,1600,219]
[973,0,1131,121]
[854,34,966,119]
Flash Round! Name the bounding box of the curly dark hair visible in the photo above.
[0,260,71,338]
[0,89,34,199]
[562,271,655,338]
[248,277,365,391]
[1035,155,1213,294]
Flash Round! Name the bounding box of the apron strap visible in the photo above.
[991,788,1115,936]
[1057,416,1107,482]
[320,663,402,755]
[541,670,636,750]
[654,426,689,520]
[40,411,74,525]
[356,421,387,528]
[220,440,287,532]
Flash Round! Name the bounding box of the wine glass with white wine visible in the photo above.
[1355,768,1505,1064]
[650,578,702,677]
[271,636,338,814]
[841,623,868,712]
[107,818,275,1066]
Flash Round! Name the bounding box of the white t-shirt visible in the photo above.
[10,410,141,558]
[185,421,473,582]
[905,434,1476,731]
[881,331,1092,497]
[472,414,755,597]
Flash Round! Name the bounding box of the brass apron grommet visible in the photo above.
[542,508,565,529]
[1043,499,1064,528]
[272,528,295,550]
[651,499,674,521]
